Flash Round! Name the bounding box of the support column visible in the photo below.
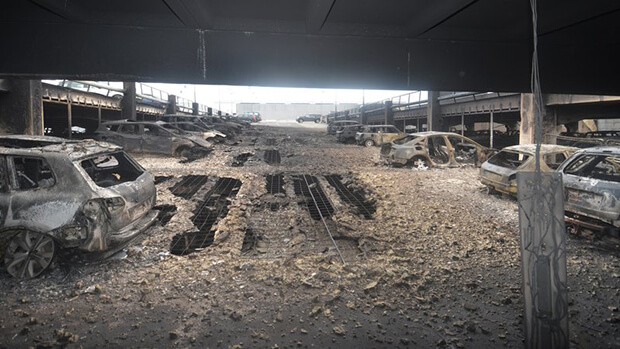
[67,100,73,139]
[427,91,442,131]
[519,93,561,145]
[192,102,199,115]
[121,81,136,121]
[207,107,213,116]
[360,105,367,125]
[490,111,494,148]
[166,94,177,115]
[461,113,464,137]
[384,101,394,125]
[0,79,43,135]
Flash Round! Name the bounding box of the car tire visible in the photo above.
[364,139,375,147]
[411,157,430,171]
[4,230,55,278]
[298,119,304,123]
[314,119,320,123]
[175,146,192,158]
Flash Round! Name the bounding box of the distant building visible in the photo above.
[236,103,359,121]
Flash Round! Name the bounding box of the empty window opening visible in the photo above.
[543,153,568,170]
[448,136,479,164]
[427,136,450,165]
[487,151,532,169]
[11,156,56,190]
[80,152,143,188]
[565,155,620,183]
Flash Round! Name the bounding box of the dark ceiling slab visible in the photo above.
[0,0,619,94]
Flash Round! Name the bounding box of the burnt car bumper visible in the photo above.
[478,172,517,194]
[108,208,159,246]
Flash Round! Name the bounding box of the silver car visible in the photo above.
[480,144,577,195]
[0,136,158,278]
[381,132,492,169]
[95,120,212,158]
[557,147,620,234]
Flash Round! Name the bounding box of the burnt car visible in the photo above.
[381,131,493,170]
[479,144,577,195]
[336,124,362,143]
[0,136,158,278]
[355,125,404,147]
[327,120,359,135]
[558,147,620,235]
[163,121,226,141]
[95,120,212,158]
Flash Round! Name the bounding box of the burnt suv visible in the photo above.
[0,136,158,278]
[95,120,212,158]
[558,147,620,236]
[355,125,404,147]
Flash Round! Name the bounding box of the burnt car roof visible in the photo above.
[409,131,468,137]
[501,144,578,155]
[102,120,168,125]
[0,135,122,160]
[571,146,620,155]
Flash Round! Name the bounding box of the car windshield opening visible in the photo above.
[565,154,620,183]
[487,151,531,169]
[394,135,419,145]
[12,156,56,190]
[80,152,144,188]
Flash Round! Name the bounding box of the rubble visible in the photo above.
[0,123,618,348]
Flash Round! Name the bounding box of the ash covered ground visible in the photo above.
[1,122,619,349]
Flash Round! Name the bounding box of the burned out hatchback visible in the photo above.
[0,136,158,278]
[558,147,620,236]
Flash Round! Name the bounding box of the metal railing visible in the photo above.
[44,80,220,116]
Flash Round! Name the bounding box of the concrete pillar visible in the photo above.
[360,105,367,125]
[384,101,394,125]
[121,81,136,121]
[519,93,561,144]
[192,102,199,115]
[427,91,442,131]
[66,101,73,139]
[207,107,212,116]
[0,79,43,135]
[166,94,177,115]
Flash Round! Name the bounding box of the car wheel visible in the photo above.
[4,230,55,278]
[314,119,320,123]
[411,157,430,171]
[175,146,192,158]
[364,139,375,147]
[298,119,304,123]
[487,186,499,196]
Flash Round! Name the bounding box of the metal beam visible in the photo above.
[306,0,336,34]
[162,0,213,29]
[406,0,479,37]
[27,0,83,22]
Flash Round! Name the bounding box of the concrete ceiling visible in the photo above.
[0,0,619,94]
